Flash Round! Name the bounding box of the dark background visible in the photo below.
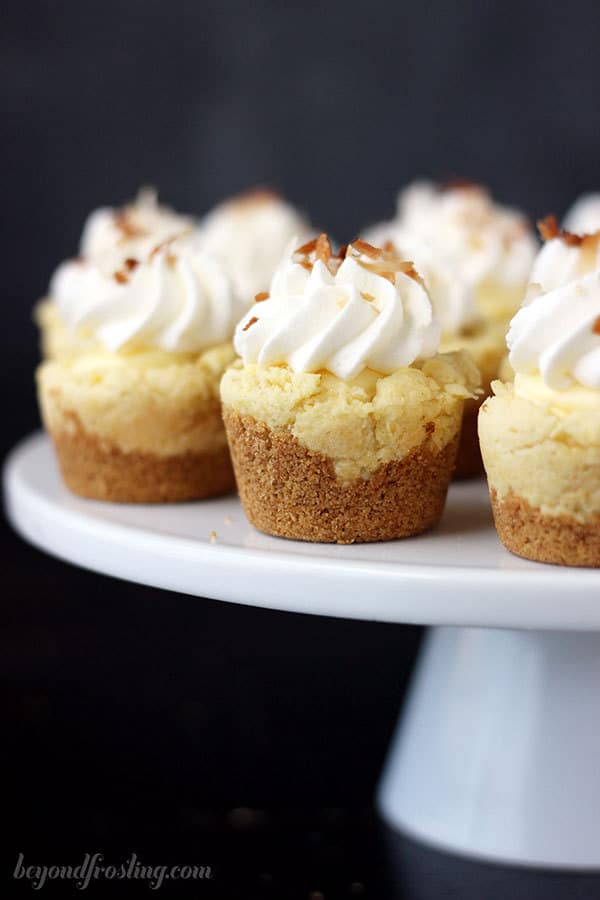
[3,1,600,897]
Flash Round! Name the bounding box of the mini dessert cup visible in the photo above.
[38,345,236,503]
[365,181,537,479]
[222,359,476,543]
[35,195,242,502]
[221,235,480,544]
[479,381,600,566]
[479,217,600,566]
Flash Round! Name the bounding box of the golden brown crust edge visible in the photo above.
[223,408,459,544]
[490,488,600,567]
[49,417,235,503]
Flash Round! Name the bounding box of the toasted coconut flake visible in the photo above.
[582,232,600,248]
[537,215,560,241]
[399,260,425,286]
[441,176,481,192]
[113,271,128,284]
[149,230,191,259]
[593,315,600,336]
[255,291,269,302]
[350,239,381,258]
[124,257,139,271]
[315,233,332,263]
[295,237,318,255]
[561,231,585,247]
[242,316,259,332]
[538,215,585,246]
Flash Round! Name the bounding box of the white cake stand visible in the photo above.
[5,432,600,869]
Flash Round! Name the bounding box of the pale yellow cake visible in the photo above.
[38,344,236,502]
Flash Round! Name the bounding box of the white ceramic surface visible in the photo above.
[6,433,600,869]
[378,627,600,869]
[3,432,600,630]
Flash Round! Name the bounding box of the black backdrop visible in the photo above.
[3,2,600,897]
[5,0,600,449]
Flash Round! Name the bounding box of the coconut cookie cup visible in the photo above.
[36,200,243,502]
[39,344,236,502]
[479,218,600,566]
[365,181,537,478]
[221,236,480,544]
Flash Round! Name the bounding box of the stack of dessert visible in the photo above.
[34,182,600,566]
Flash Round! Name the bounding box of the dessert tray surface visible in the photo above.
[5,432,600,631]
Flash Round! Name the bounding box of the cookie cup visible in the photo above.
[221,352,479,544]
[37,344,236,502]
[479,380,600,566]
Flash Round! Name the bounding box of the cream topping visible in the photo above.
[512,373,600,413]
[396,181,537,287]
[364,222,477,333]
[234,236,440,380]
[367,181,536,331]
[508,221,600,391]
[563,193,600,235]
[197,188,314,305]
[80,188,194,268]
[51,231,242,353]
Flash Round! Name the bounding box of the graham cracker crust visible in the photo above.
[223,409,459,544]
[454,396,485,480]
[490,489,600,567]
[50,422,235,503]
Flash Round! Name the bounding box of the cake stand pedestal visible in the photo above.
[378,626,600,868]
[5,433,600,870]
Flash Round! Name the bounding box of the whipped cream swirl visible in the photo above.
[508,223,600,389]
[51,231,242,353]
[80,188,194,268]
[234,236,440,380]
[367,181,537,330]
[563,193,600,235]
[397,181,537,287]
[364,222,477,334]
[198,188,314,304]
